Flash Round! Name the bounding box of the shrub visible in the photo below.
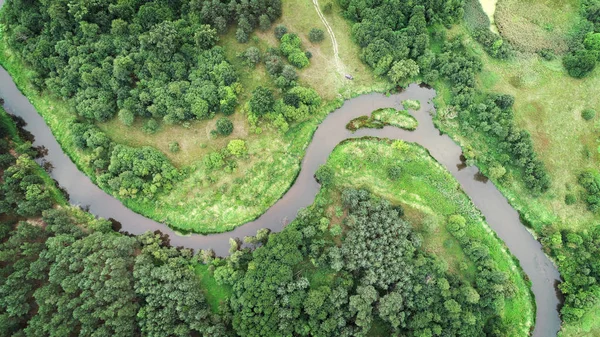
[204,152,225,170]
[143,119,159,134]
[315,165,334,186]
[288,51,309,68]
[308,28,325,43]
[565,194,577,205]
[563,50,597,78]
[323,2,333,14]
[118,109,134,126]
[215,118,233,136]
[227,139,247,157]
[582,108,596,121]
[240,47,261,67]
[169,141,180,153]
[274,25,287,40]
[387,165,402,180]
[330,224,342,236]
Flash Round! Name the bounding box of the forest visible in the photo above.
[2,0,600,336]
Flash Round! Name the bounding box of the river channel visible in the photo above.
[0,53,560,337]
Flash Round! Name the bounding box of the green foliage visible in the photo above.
[0,0,281,124]
[215,118,234,136]
[0,207,222,337]
[169,141,180,153]
[323,2,333,14]
[308,28,325,43]
[582,108,596,120]
[0,155,53,217]
[315,165,334,186]
[274,25,288,40]
[402,99,421,111]
[249,86,275,116]
[227,139,248,157]
[564,50,598,78]
[98,145,178,199]
[389,59,420,85]
[143,119,159,134]
[239,46,262,67]
[388,165,402,180]
[542,226,600,323]
[472,29,513,59]
[118,109,134,127]
[280,33,310,68]
[578,169,600,213]
[565,193,577,205]
[204,152,225,170]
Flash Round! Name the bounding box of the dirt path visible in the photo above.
[312,0,344,74]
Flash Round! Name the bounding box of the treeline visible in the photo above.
[339,0,550,193]
[542,226,600,323]
[205,189,518,336]
[562,0,600,78]
[1,0,281,124]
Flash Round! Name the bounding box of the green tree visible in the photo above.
[388,59,420,84]
[215,118,234,136]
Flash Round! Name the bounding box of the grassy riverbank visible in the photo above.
[0,2,390,233]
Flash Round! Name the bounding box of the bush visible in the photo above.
[227,139,247,157]
[387,165,402,180]
[315,165,334,186]
[308,28,325,43]
[169,141,180,153]
[274,25,288,40]
[118,109,134,126]
[240,47,261,67]
[582,108,596,121]
[215,118,233,136]
[565,194,577,205]
[563,50,597,78]
[143,119,159,134]
[322,2,333,14]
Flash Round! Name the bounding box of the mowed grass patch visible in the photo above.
[322,138,534,335]
[494,0,580,53]
[194,264,232,314]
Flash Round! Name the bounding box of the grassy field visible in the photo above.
[0,1,390,233]
[321,138,534,336]
[494,0,580,53]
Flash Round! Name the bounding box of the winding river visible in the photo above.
[0,30,560,337]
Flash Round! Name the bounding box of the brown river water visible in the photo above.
[0,6,561,331]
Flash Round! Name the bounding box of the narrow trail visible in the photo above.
[312,0,344,74]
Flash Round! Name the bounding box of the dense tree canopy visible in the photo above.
[2,0,281,123]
